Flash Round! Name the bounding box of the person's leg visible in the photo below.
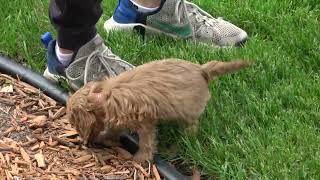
[44,0,134,90]
[105,0,248,47]
[49,0,102,52]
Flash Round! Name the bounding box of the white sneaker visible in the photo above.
[43,34,134,91]
[43,67,64,82]
[65,34,135,90]
[104,0,248,47]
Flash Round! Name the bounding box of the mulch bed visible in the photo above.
[0,73,164,179]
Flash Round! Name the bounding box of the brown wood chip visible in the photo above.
[29,115,47,128]
[35,152,46,168]
[5,153,10,165]
[0,97,15,105]
[101,174,128,180]
[82,162,96,168]
[48,136,58,147]
[5,169,13,180]
[138,172,145,180]
[0,152,5,164]
[2,127,15,137]
[52,136,76,148]
[100,165,113,173]
[39,141,46,149]
[52,107,66,120]
[152,165,161,180]
[58,130,78,138]
[21,138,37,147]
[20,147,31,163]
[132,161,149,177]
[64,169,81,176]
[96,153,106,166]
[192,169,201,180]
[108,170,130,175]
[45,147,60,152]
[32,134,46,142]
[21,101,37,109]
[114,147,133,160]
[14,86,27,97]
[23,87,39,94]
[12,160,29,166]
[30,144,40,151]
[42,94,56,106]
[73,155,92,163]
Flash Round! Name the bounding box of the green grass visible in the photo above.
[1,0,320,179]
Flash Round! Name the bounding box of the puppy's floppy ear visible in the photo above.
[66,101,73,124]
[87,93,104,104]
[87,82,106,105]
[89,81,104,94]
[73,107,97,144]
[67,108,75,127]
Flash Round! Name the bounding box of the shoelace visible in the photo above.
[83,48,117,84]
[186,3,221,28]
[174,0,195,39]
[67,47,134,85]
[174,0,222,39]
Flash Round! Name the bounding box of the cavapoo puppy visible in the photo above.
[66,58,251,162]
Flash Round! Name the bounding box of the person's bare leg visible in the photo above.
[59,48,73,54]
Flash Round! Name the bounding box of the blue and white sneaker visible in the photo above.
[104,0,164,33]
[104,0,248,47]
[43,40,67,83]
[43,34,135,90]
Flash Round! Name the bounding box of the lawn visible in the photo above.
[0,0,320,179]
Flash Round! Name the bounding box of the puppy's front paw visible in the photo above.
[133,151,153,162]
[102,139,122,147]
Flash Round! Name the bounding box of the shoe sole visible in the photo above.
[235,32,248,47]
[43,67,61,82]
[43,67,81,91]
[104,16,248,47]
[104,16,193,39]
[221,30,248,47]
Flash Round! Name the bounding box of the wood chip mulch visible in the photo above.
[0,73,163,180]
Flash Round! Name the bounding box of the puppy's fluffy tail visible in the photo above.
[201,60,252,81]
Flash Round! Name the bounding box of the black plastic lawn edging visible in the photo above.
[0,55,192,180]
[0,55,69,105]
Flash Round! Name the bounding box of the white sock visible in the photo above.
[130,0,159,13]
[55,43,73,66]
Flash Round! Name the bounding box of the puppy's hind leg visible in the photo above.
[184,119,199,134]
[133,124,157,162]
[183,102,207,134]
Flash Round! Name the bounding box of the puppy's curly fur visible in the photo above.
[66,58,251,162]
